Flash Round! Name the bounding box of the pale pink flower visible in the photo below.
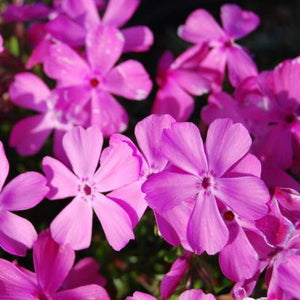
[42,126,141,250]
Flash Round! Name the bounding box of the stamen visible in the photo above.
[83,184,92,195]
[224,211,235,221]
[90,78,99,88]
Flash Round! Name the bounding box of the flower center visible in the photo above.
[223,210,235,221]
[90,78,99,88]
[83,184,92,195]
[201,176,211,189]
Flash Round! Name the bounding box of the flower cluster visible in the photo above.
[0,1,299,299]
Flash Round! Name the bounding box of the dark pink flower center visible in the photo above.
[224,210,235,221]
[90,78,99,88]
[83,184,92,195]
[201,177,211,189]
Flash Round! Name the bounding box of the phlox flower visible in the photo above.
[9,72,87,158]
[0,141,48,256]
[44,25,152,136]
[143,118,269,255]
[0,230,110,299]
[42,126,141,250]
[179,4,259,87]
[152,45,212,121]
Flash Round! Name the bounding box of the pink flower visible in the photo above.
[179,4,259,87]
[44,25,152,136]
[152,45,212,121]
[0,142,48,256]
[9,72,87,158]
[143,118,269,254]
[42,126,141,250]
[0,230,110,299]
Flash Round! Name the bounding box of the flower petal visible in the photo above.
[44,43,90,85]
[122,26,154,52]
[93,193,134,250]
[9,73,49,112]
[227,46,258,87]
[0,211,37,256]
[0,258,38,298]
[215,176,269,220]
[62,257,106,289]
[46,14,86,46]
[221,4,260,40]
[179,9,225,43]
[179,289,215,300]
[86,25,124,74]
[152,79,195,122]
[106,59,152,100]
[33,230,75,294]
[219,222,259,281]
[161,254,190,300]
[172,69,210,96]
[135,114,175,172]
[42,156,79,200]
[90,91,128,136]
[277,255,300,298]
[187,192,228,255]
[142,171,199,213]
[162,122,208,175]
[9,114,52,156]
[0,172,48,211]
[108,180,147,227]
[94,135,140,192]
[63,126,103,179]
[102,0,139,27]
[205,118,252,176]
[0,141,9,191]
[50,196,93,250]
[56,285,110,300]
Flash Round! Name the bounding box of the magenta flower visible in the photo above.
[0,142,48,256]
[44,25,152,136]
[179,4,259,87]
[143,118,269,254]
[0,230,110,299]
[152,45,212,121]
[9,72,87,158]
[42,126,141,250]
